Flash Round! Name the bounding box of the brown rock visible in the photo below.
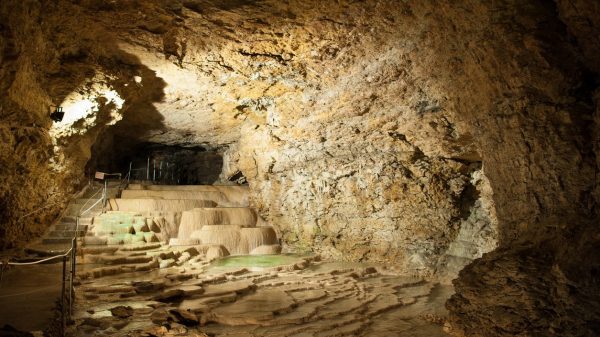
[110,305,133,319]
[168,309,199,327]
[152,289,186,303]
[150,309,172,325]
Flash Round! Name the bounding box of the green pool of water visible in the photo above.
[210,254,305,269]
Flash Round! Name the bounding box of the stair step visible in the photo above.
[48,230,87,238]
[54,224,89,231]
[62,216,94,224]
[42,238,75,244]
[25,245,71,257]
[75,198,104,204]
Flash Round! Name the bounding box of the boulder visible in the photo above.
[206,245,230,261]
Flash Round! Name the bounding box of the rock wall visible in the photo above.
[0,0,166,248]
[0,0,598,335]
[428,1,600,335]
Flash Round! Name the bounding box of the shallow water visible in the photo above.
[209,254,306,269]
[305,260,378,272]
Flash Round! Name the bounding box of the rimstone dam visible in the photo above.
[0,1,599,337]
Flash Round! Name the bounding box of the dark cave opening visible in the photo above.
[88,141,224,185]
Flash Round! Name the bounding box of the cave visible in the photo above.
[0,0,598,336]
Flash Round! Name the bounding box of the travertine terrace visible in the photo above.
[0,1,599,336]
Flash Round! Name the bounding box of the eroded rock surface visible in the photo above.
[73,249,451,337]
[1,1,599,336]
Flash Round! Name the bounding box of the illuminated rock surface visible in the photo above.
[73,252,451,337]
[0,0,599,336]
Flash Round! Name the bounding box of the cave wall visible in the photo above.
[0,0,83,249]
[0,0,166,248]
[175,0,499,276]
[0,0,598,335]
[425,1,600,335]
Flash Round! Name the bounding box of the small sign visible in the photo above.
[95,172,105,180]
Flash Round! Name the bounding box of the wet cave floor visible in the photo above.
[72,252,452,337]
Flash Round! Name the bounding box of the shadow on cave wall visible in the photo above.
[426,1,600,335]
[84,49,168,182]
[79,50,222,186]
[181,0,265,13]
[0,1,162,248]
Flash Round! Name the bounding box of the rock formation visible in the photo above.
[0,0,598,336]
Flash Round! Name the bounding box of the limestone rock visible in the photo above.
[150,309,171,325]
[132,281,166,294]
[0,1,599,336]
[205,245,230,261]
[250,244,282,255]
[152,289,186,303]
[168,309,199,327]
[110,305,133,319]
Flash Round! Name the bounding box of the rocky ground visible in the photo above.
[72,245,451,337]
[1,1,599,336]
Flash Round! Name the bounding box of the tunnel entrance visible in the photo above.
[87,142,224,185]
[124,143,224,185]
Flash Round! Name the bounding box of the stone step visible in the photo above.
[25,245,72,257]
[47,230,87,238]
[66,203,103,215]
[62,216,94,224]
[75,198,106,204]
[54,224,89,231]
[42,237,75,244]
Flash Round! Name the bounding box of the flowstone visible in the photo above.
[72,252,451,337]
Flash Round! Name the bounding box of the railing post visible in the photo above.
[102,179,107,213]
[128,162,132,183]
[146,157,150,181]
[159,161,163,181]
[70,237,76,318]
[61,255,67,337]
[153,159,156,182]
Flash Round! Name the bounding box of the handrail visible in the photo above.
[79,196,103,217]
[76,186,103,217]
[71,182,106,316]
[0,175,129,337]
[116,170,131,196]
[1,247,73,336]
[18,200,64,220]
[2,247,73,266]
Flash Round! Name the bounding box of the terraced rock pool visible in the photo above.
[71,248,453,337]
[208,254,308,270]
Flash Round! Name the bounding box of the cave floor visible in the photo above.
[0,263,63,332]
[70,246,452,337]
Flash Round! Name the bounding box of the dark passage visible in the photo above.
[118,143,223,185]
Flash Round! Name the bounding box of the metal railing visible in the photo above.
[127,158,179,184]
[70,184,105,325]
[0,175,128,336]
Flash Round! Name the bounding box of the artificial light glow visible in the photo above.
[49,73,125,141]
